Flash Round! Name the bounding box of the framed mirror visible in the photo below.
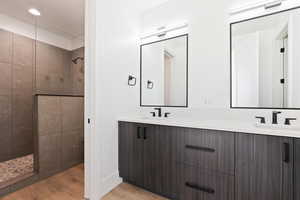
[231,7,300,109]
[140,34,188,107]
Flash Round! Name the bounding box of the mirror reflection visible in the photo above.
[141,35,188,107]
[231,8,300,109]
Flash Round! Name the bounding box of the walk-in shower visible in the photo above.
[0,0,85,196]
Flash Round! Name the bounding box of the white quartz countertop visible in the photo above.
[118,116,300,138]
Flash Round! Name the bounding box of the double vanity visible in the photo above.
[118,115,300,200]
[120,4,300,200]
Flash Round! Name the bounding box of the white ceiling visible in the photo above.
[0,0,84,39]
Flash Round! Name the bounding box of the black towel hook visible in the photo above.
[128,75,137,86]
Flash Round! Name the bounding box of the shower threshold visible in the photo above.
[0,154,34,189]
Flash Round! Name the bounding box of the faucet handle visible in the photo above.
[285,118,297,125]
[255,116,266,124]
[164,112,171,118]
[150,112,156,117]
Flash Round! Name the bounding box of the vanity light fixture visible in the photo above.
[147,80,154,89]
[28,8,41,16]
[264,0,283,9]
[229,0,286,15]
[128,75,137,86]
[141,23,188,40]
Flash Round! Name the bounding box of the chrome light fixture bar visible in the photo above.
[141,23,188,40]
[229,0,286,15]
[264,0,282,9]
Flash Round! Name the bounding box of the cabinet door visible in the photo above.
[143,125,176,198]
[119,122,144,187]
[235,133,293,200]
[118,122,130,179]
[128,124,144,187]
[294,139,300,200]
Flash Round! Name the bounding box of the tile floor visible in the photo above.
[0,155,34,188]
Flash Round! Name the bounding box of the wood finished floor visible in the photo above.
[0,164,168,200]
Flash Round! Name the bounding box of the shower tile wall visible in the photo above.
[12,35,35,159]
[36,43,84,95]
[0,29,34,162]
[71,47,84,96]
[0,28,85,163]
[37,96,84,177]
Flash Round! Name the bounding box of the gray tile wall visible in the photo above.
[0,28,84,163]
[37,96,84,177]
[0,30,34,162]
[71,47,85,96]
[36,43,84,96]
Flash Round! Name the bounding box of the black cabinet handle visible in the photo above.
[185,182,215,194]
[283,142,290,163]
[137,127,141,139]
[185,145,215,153]
[143,127,147,140]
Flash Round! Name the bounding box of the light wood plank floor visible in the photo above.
[1,164,168,200]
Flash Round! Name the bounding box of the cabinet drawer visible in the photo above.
[175,128,235,175]
[177,164,234,200]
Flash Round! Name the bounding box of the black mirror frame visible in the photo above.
[140,34,189,108]
[230,6,300,110]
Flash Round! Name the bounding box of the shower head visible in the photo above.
[72,57,84,64]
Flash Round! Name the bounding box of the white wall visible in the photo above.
[141,0,230,109]
[232,32,259,107]
[85,0,144,199]
[259,30,275,107]
[141,43,165,105]
[141,37,187,106]
[139,0,300,114]
[166,40,187,106]
[289,12,300,107]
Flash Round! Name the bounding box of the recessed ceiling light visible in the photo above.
[28,8,41,16]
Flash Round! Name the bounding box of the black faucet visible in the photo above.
[285,118,297,125]
[255,116,266,124]
[272,111,282,124]
[154,108,162,117]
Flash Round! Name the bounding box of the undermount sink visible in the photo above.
[255,123,300,131]
[140,116,172,120]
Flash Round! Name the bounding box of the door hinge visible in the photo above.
[280,79,285,84]
[88,118,91,124]
[280,48,285,53]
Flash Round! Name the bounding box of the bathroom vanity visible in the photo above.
[118,119,300,200]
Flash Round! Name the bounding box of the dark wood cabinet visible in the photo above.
[119,122,144,187]
[119,121,296,200]
[177,164,234,200]
[174,128,235,175]
[118,122,176,198]
[294,139,300,200]
[235,133,294,200]
[143,125,176,198]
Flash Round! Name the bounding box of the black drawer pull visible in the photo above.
[185,182,215,194]
[185,145,215,153]
[137,127,141,139]
[283,142,290,163]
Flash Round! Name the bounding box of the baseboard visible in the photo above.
[100,171,122,198]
